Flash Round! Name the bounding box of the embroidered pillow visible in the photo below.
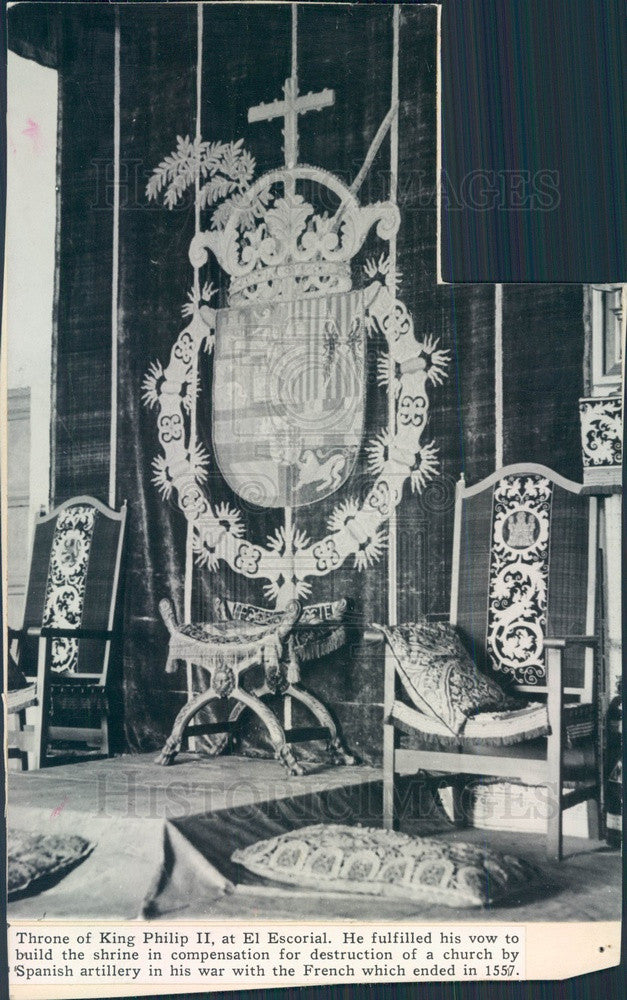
[232,824,543,908]
[8,831,94,898]
[374,621,520,736]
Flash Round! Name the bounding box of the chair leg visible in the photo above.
[451,776,468,828]
[546,646,564,860]
[100,708,110,757]
[185,660,198,753]
[586,794,601,841]
[29,636,51,770]
[234,688,305,776]
[383,647,399,831]
[547,796,563,861]
[15,709,28,771]
[383,721,398,831]
[29,727,42,771]
[285,683,356,766]
[156,687,223,765]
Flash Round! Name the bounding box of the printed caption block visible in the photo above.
[9,923,525,985]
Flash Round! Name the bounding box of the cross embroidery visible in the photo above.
[248,76,335,169]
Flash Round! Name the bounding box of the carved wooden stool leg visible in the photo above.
[222,693,261,753]
[156,688,220,765]
[286,683,357,766]
[225,684,305,767]
[233,688,305,776]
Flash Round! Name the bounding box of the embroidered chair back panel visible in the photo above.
[21,500,124,677]
[452,466,594,693]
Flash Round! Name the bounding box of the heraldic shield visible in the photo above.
[213,290,366,508]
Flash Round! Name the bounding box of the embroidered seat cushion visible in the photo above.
[231,824,544,908]
[375,621,520,736]
[176,618,286,646]
[215,598,348,663]
[391,699,550,749]
[8,830,93,898]
[164,618,290,676]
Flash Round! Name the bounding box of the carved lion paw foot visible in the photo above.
[155,746,177,766]
[328,739,357,766]
[278,745,306,776]
[289,760,307,776]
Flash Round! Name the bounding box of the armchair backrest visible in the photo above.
[21,496,127,679]
[450,464,597,700]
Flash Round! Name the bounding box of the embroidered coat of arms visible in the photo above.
[213,291,365,508]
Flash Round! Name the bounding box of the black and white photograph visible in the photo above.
[3,0,624,989]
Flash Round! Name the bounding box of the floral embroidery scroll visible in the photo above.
[42,505,96,673]
[486,475,552,686]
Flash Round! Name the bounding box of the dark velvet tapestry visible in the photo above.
[54,5,115,503]
[8,3,587,762]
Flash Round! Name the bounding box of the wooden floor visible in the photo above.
[8,752,622,922]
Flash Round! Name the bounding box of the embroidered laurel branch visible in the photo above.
[146,135,258,225]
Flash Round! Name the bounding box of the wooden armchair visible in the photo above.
[381,464,602,860]
[7,496,127,769]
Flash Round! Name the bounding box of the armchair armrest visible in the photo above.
[544,635,598,649]
[20,626,115,641]
[363,628,385,643]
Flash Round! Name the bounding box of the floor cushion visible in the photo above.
[375,621,520,736]
[8,830,94,898]
[232,823,544,908]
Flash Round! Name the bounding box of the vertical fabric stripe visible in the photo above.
[109,8,120,509]
[436,4,442,285]
[291,2,298,82]
[50,69,63,509]
[283,3,299,589]
[185,2,204,625]
[494,283,503,468]
[387,5,400,627]
[185,2,205,724]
